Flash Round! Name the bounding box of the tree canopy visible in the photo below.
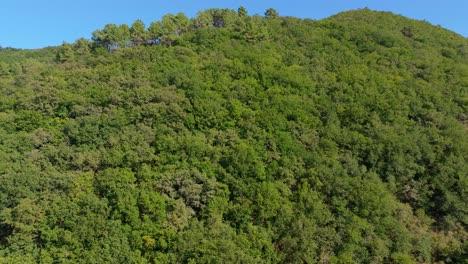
[0,7,467,264]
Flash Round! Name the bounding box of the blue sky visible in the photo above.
[1,0,467,49]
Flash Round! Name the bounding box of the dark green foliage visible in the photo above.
[265,8,279,19]
[0,7,467,263]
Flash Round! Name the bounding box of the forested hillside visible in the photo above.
[0,7,467,263]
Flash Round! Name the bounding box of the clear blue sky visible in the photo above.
[1,0,467,49]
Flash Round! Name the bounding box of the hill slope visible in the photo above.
[0,8,467,263]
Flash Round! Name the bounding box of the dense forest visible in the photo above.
[0,7,467,263]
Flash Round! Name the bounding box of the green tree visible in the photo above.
[92,23,130,50]
[159,14,179,45]
[130,19,147,46]
[147,21,162,44]
[265,8,279,19]
[238,6,248,17]
[56,42,74,62]
[73,38,91,56]
[175,13,190,35]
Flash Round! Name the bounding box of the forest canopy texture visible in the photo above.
[0,7,467,264]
